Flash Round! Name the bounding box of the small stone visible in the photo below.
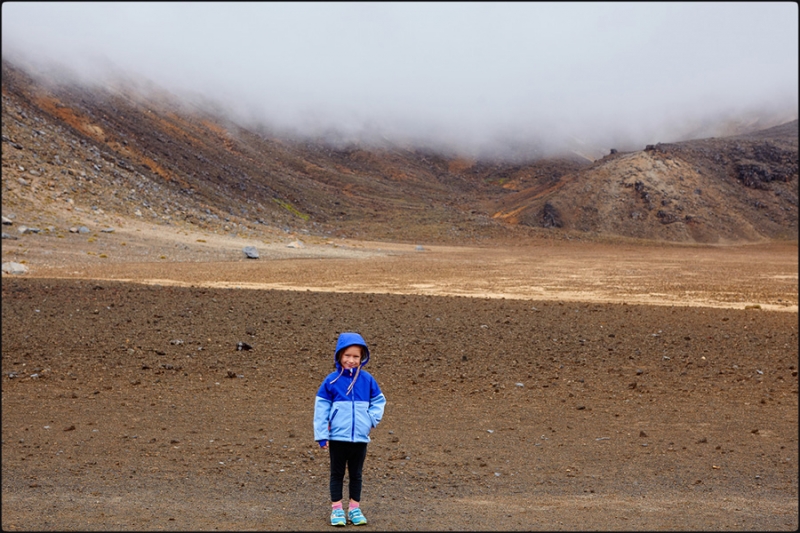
[242,246,259,259]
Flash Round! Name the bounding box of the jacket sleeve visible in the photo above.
[367,378,386,428]
[313,381,332,442]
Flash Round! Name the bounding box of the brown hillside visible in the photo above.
[494,123,798,243]
[2,59,796,244]
[1,61,583,245]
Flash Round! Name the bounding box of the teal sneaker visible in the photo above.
[330,508,346,527]
[348,507,367,526]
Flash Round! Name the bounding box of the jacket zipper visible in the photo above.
[350,371,356,441]
[351,395,356,441]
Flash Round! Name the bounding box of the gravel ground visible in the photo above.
[1,239,798,531]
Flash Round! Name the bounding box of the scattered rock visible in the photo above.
[2,233,18,240]
[242,246,259,259]
[236,342,253,351]
[1,216,12,225]
[542,201,563,228]
[286,240,304,249]
[2,262,28,274]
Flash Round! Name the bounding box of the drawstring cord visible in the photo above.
[330,360,362,396]
[329,366,345,385]
[346,365,361,396]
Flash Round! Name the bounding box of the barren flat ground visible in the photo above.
[2,230,798,530]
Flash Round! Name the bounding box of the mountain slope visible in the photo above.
[2,59,797,244]
[493,123,798,243]
[2,60,586,244]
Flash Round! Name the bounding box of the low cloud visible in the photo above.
[3,2,797,160]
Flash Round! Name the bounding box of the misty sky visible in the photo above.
[2,2,798,158]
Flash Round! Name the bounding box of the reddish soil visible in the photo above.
[2,237,798,531]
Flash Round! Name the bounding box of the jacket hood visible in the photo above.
[334,332,370,371]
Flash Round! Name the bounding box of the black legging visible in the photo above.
[328,440,368,502]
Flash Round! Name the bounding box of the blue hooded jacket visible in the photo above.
[314,332,386,446]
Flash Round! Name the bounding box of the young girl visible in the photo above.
[314,332,387,526]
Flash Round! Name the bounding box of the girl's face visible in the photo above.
[339,346,363,370]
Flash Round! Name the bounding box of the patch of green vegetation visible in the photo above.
[273,198,310,221]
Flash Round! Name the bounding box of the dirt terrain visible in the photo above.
[1,56,798,531]
[2,233,798,531]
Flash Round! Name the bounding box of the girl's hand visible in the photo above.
[318,440,328,449]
